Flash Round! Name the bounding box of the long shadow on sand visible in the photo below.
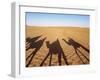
[62,38,89,64]
[26,35,42,50]
[26,36,46,67]
[40,39,69,66]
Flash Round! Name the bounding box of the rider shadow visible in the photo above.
[40,39,69,66]
[62,38,89,64]
[26,37,47,67]
[26,35,42,48]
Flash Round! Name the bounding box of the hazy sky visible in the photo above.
[26,12,90,27]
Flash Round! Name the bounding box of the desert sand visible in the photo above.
[25,26,89,67]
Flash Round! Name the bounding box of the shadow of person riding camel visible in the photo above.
[26,36,46,67]
[40,39,69,66]
[26,35,42,49]
[62,38,89,64]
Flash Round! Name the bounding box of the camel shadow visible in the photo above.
[26,36,46,67]
[40,39,69,66]
[26,35,42,43]
[26,35,42,50]
[62,38,89,64]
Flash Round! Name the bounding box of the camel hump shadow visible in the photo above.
[30,37,46,49]
[46,39,63,54]
[62,38,89,53]
[26,35,46,51]
[40,39,69,66]
[26,37,46,67]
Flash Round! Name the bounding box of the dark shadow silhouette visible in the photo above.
[62,38,89,64]
[26,35,42,47]
[40,39,69,66]
[26,37,46,67]
[62,38,89,53]
[26,35,42,51]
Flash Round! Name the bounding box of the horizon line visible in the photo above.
[26,25,89,28]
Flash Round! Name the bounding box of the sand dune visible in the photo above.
[25,26,89,67]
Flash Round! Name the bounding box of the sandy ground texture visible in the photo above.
[25,26,89,67]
